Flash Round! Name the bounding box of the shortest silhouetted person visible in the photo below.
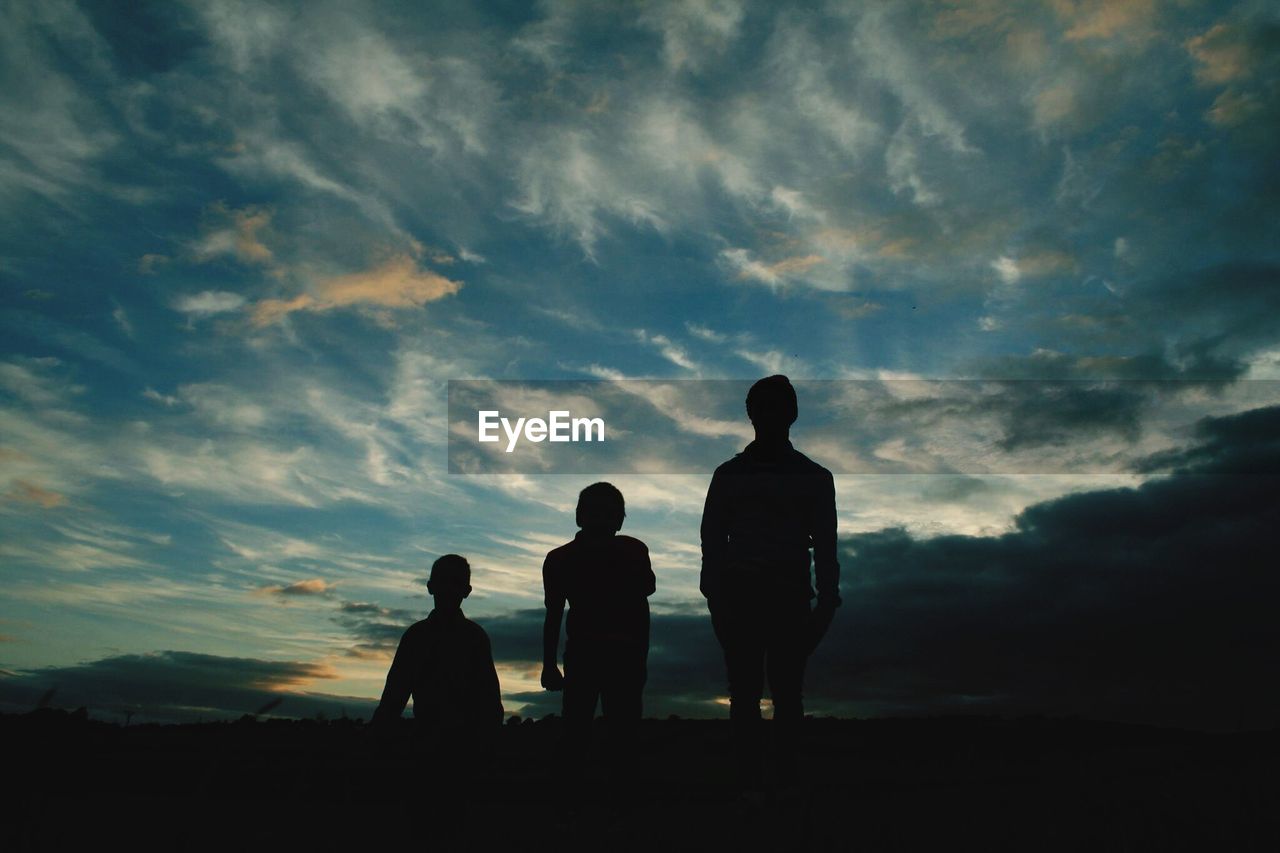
[371,554,503,744]
[542,483,656,766]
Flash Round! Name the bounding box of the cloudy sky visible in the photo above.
[1,0,1277,729]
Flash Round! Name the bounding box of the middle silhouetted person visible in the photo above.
[541,482,656,768]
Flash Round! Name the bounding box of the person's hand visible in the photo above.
[541,664,564,691]
[363,719,396,756]
[707,596,730,647]
[808,598,838,652]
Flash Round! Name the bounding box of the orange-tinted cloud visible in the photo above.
[250,254,462,326]
[257,578,335,597]
[1186,24,1254,86]
[193,204,274,266]
[720,248,826,287]
[7,480,66,509]
[1206,89,1260,127]
[1054,0,1157,42]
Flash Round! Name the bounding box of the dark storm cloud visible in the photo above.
[0,650,375,723]
[482,608,544,665]
[1134,402,1280,475]
[333,600,418,659]
[994,382,1144,450]
[1135,264,1280,358]
[811,403,1280,730]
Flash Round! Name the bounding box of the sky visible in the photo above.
[1,0,1278,730]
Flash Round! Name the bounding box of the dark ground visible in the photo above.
[4,709,1277,851]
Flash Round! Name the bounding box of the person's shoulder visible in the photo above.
[400,617,432,642]
[544,539,578,563]
[459,615,491,637]
[612,534,649,555]
[457,615,493,647]
[714,452,748,476]
[788,446,834,478]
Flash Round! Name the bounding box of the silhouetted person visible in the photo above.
[371,554,503,744]
[542,482,656,769]
[701,375,840,778]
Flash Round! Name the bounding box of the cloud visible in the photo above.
[257,578,335,598]
[719,248,828,290]
[0,357,83,408]
[990,250,1076,284]
[137,253,169,275]
[178,383,266,430]
[173,291,247,317]
[635,330,703,374]
[685,323,728,343]
[1186,23,1255,86]
[1055,0,1158,42]
[5,479,67,509]
[250,255,461,326]
[805,403,1280,730]
[0,0,122,208]
[638,0,745,72]
[1205,88,1261,127]
[142,387,179,407]
[1134,403,1280,476]
[991,255,1021,284]
[993,382,1145,450]
[334,599,419,660]
[1033,81,1078,130]
[191,204,274,266]
[0,650,372,723]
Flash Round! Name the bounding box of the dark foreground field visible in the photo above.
[4,710,1277,851]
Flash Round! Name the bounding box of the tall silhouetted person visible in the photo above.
[371,554,503,744]
[701,375,840,777]
[542,482,656,769]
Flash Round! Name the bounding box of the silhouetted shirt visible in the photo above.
[543,531,656,652]
[700,439,839,603]
[371,608,503,731]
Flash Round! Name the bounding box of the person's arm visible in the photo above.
[812,469,841,605]
[371,624,419,727]
[541,553,565,691]
[699,468,729,604]
[638,541,656,598]
[479,630,504,727]
[808,469,840,650]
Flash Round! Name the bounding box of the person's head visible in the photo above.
[745,374,797,440]
[426,554,471,610]
[575,482,625,534]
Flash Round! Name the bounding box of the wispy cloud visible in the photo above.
[173,291,248,318]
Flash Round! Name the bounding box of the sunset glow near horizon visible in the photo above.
[2,1,1278,729]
